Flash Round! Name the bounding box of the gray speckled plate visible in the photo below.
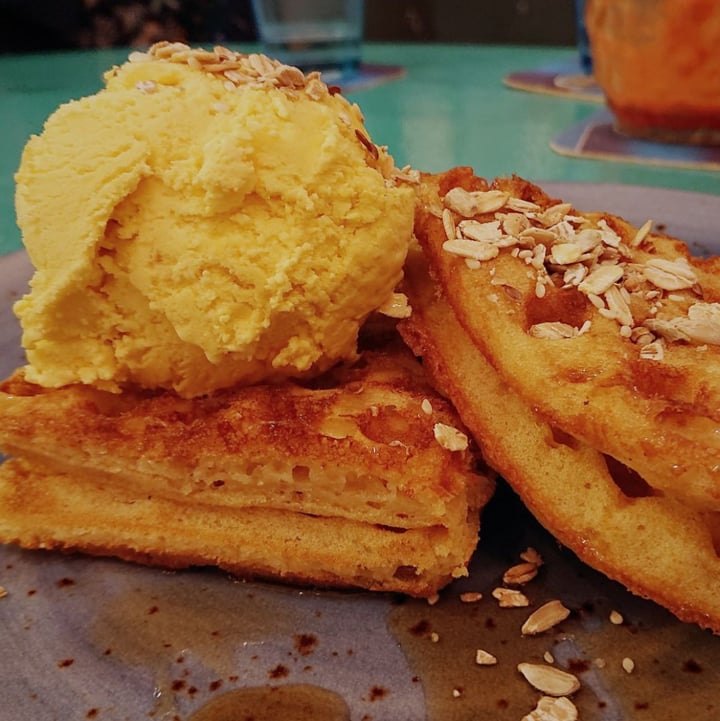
[1,184,720,721]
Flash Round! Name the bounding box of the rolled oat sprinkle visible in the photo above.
[517,662,581,696]
[135,79,157,94]
[503,561,539,585]
[440,183,720,355]
[521,600,571,636]
[492,587,530,608]
[522,696,578,721]
[475,649,498,665]
[433,423,469,452]
[520,547,544,565]
[125,42,415,186]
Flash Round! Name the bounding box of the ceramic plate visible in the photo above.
[1,184,720,721]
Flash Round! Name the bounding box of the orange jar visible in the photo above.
[586,0,720,144]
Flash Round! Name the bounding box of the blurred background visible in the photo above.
[0,0,578,54]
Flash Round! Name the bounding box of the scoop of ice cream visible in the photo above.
[14,43,415,397]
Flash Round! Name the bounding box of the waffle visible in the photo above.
[0,344,494,597]
[399,246,720,632]
[413,167,720,510]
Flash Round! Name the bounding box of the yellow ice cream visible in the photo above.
[14,44,414,397]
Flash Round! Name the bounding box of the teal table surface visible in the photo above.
[1,42,719,257]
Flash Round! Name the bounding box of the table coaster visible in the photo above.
[504,60,603,103]
[322,63,406,93]
[551,109,720,171]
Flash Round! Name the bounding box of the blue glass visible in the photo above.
[251,0,364,74]
[575,0,593,74]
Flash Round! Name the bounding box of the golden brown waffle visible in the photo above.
[0,344,494,597]
[400,246,720,632]
[413,168,720,510]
